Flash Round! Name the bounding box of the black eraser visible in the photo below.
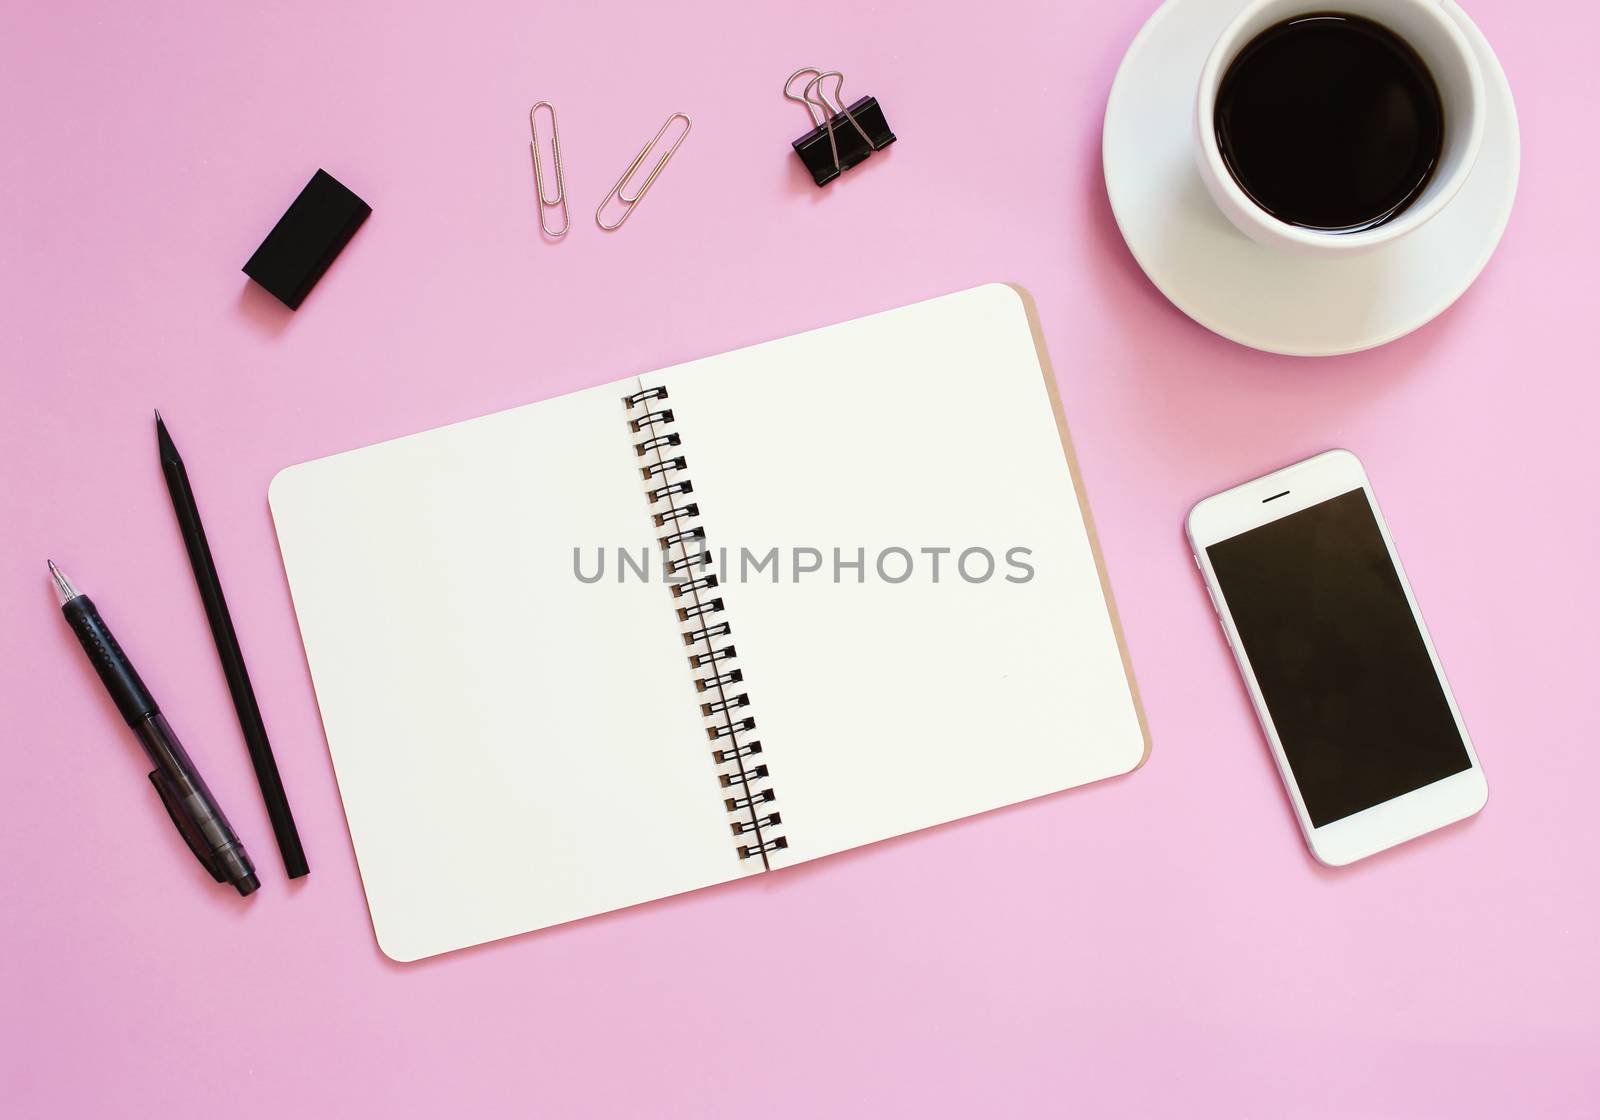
[242,169,371,309]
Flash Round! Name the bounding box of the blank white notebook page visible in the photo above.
[641,284,1147,863]
[269,380,745,962]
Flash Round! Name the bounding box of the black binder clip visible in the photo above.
[785,68,896,187]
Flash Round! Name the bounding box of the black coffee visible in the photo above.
[1214,13,1444,232]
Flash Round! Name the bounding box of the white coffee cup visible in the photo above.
[1195,0,1486,256]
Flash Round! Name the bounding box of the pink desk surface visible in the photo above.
[3,1,1596,1116]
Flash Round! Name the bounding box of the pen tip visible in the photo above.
[155,411,180,462]
[47,559,76,604]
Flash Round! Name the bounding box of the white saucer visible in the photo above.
[1102,0,1520,356]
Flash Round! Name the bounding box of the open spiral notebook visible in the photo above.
[269,284,1148,961]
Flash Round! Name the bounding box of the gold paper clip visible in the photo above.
[529,101,569,238]
[595,113,692,231]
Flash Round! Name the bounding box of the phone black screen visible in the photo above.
[1206,489,1470,827]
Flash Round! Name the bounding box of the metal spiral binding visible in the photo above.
[624,385,789,868]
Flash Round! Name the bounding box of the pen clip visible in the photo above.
[148,769,225,883]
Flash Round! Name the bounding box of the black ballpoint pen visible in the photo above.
[49,559,259,896]
[157,411,308,878]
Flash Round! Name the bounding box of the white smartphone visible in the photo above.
[1187,449,1487,866]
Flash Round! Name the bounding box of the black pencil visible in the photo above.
[156,410,309,879]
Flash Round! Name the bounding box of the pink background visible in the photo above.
[3,0,1596,1115]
